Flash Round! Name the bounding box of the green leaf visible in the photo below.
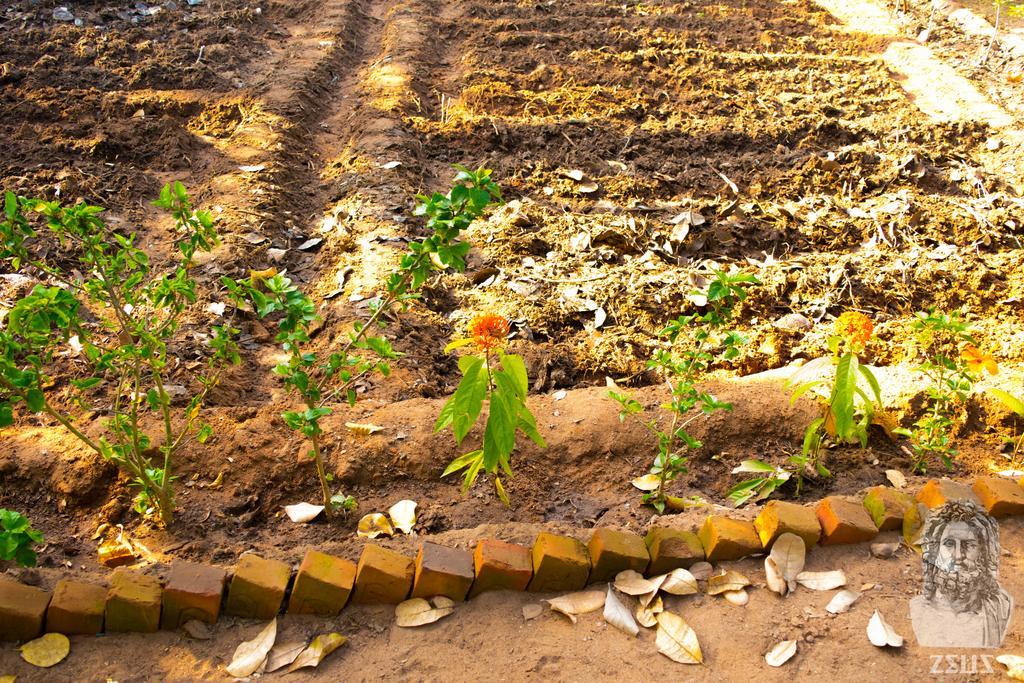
[24,388,45,413]
[830,353,858,442]
[858,363,882,405]
[498,352,529,397]
[434,356,487,444]
[789,379,824,405]
[442,449,483,478]
[988,388,1024,416]
[495,477,511,506]
[483,372,519,471]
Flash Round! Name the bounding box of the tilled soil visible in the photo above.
[1,0,1023,678]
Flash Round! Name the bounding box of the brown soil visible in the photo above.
[1,0,1024,679]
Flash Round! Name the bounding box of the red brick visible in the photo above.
[698,516,761,561]
[46,579,106,635]
[916,479,980,509]
[411,542,475,601]
[106,569,162,633]
[587,528,649,582]
[225,554,291,619]
[862,487,914,531]
[971,476,1024,517]
[288,549,356,616]
[643,528,704,575]
[469,539,533,597]
[160,561,227,629]
[816,496,878,545]
[527,532,590,593]
[0,578,50,642]
[754,501,821,548]
[351,545,414,605]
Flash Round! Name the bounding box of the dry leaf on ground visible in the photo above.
[765,557,787,596]
[870,542,899,559]
[284,502,324,523]
[723,589,748,606]
[182,620,212,640]
[388,500,417,534]
[706,570,751,595]
[356,513,395,538]
[0,675,16,683]
[656,568,699,595]
[636,594,664,628]
[688,562,713,580]
[545,590,605,623]
[603,586,639,637]
[19,633,70,668]
[287,633,348,673]
[345,422,383,435]
[765,640,797,667]
[769,533,806,593]
[614,570,658,596]
[264,640,306,673]
[796,570,847,591]
[631,474,661,491]
[226,618,277,678]
[522,604,543,621]
[997,654,1024,681]
[396,597,456,627]
[867,610,904,648]
[885,469,907,489]
[825,590,861,614]
[655,612,703,664]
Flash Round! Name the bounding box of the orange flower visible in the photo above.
[961,344,998,376]
[834,311,873,346]
[469,314,510,352]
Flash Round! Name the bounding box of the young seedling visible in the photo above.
[611,270,758,513]
[0,183,240,525]
[0,509,43,567]
[436,314,546,504]
[988,388,1024,474]
[729,311,882,506]
[224,166,502,514]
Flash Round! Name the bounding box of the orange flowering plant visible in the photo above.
[436,314,545,504]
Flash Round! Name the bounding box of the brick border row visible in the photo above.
[2,475,1023,642]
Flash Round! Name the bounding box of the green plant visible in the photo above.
[987,388,1024,473]
[894,311,985,473]
[0,183,240,525]
[224,166,501,514]
[611,270,758,513]
[437,314,545,504]
[0,509,43,567]
[729,310,881,506]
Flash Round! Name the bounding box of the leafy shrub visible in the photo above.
[0,509,43,567]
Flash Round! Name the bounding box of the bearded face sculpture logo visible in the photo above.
[910,500,1013,648]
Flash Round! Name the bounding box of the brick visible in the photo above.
[862,486,914,531]
[160,562,227,629]
[411,542,475,601]
[903,501,930,549]
[469,539,533,597]
[0,578,50,641]
[587,528,649,582]
[225,554,291,619]
[816,496,878,545]
[106,569,162,633]
[46,579,106,635]
[971,476,1024,517]
[644,528,704,575]
[527,532,590,592]
[698,516,761,561]
[916,478,980,509]
[288,549,356,616]
[351,545,414,605]
[754,501,821,548]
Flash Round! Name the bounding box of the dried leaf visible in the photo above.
[796,570,847,591]
[0,676,16,683]
[388,499,417,534]
[182,620,212,640]
[238,164,265,172]
[636,594,664,627]
[631,473,661,491]
[264,641,306,673]
[770,533,806,588]
[545,590,605,623]
[765,640,797,667]
[997,655,1024,681]
[345,422,383,436]
[706,570,751,595]
[765,557,787,596]
[287,633,348,673]
[297,238,323,251]
[655,611,703,664]
[866,610,903,648]
[825,590,861,614]
[723,589,748,606]
[562,168,585,181]
[578,182,599,194]
[284,502,324,524]
[614,570,659,596]
[522,604,543,621]
[226,618,277,678]
[861,583,876,592]
[688,562,713,580]
[395,596,455,627]
[356,513,395,538]
[885,469,907,489]
[603,586,639,637]
[870,542,899,559]
[656,568,699,596]
[19,633,70,668]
